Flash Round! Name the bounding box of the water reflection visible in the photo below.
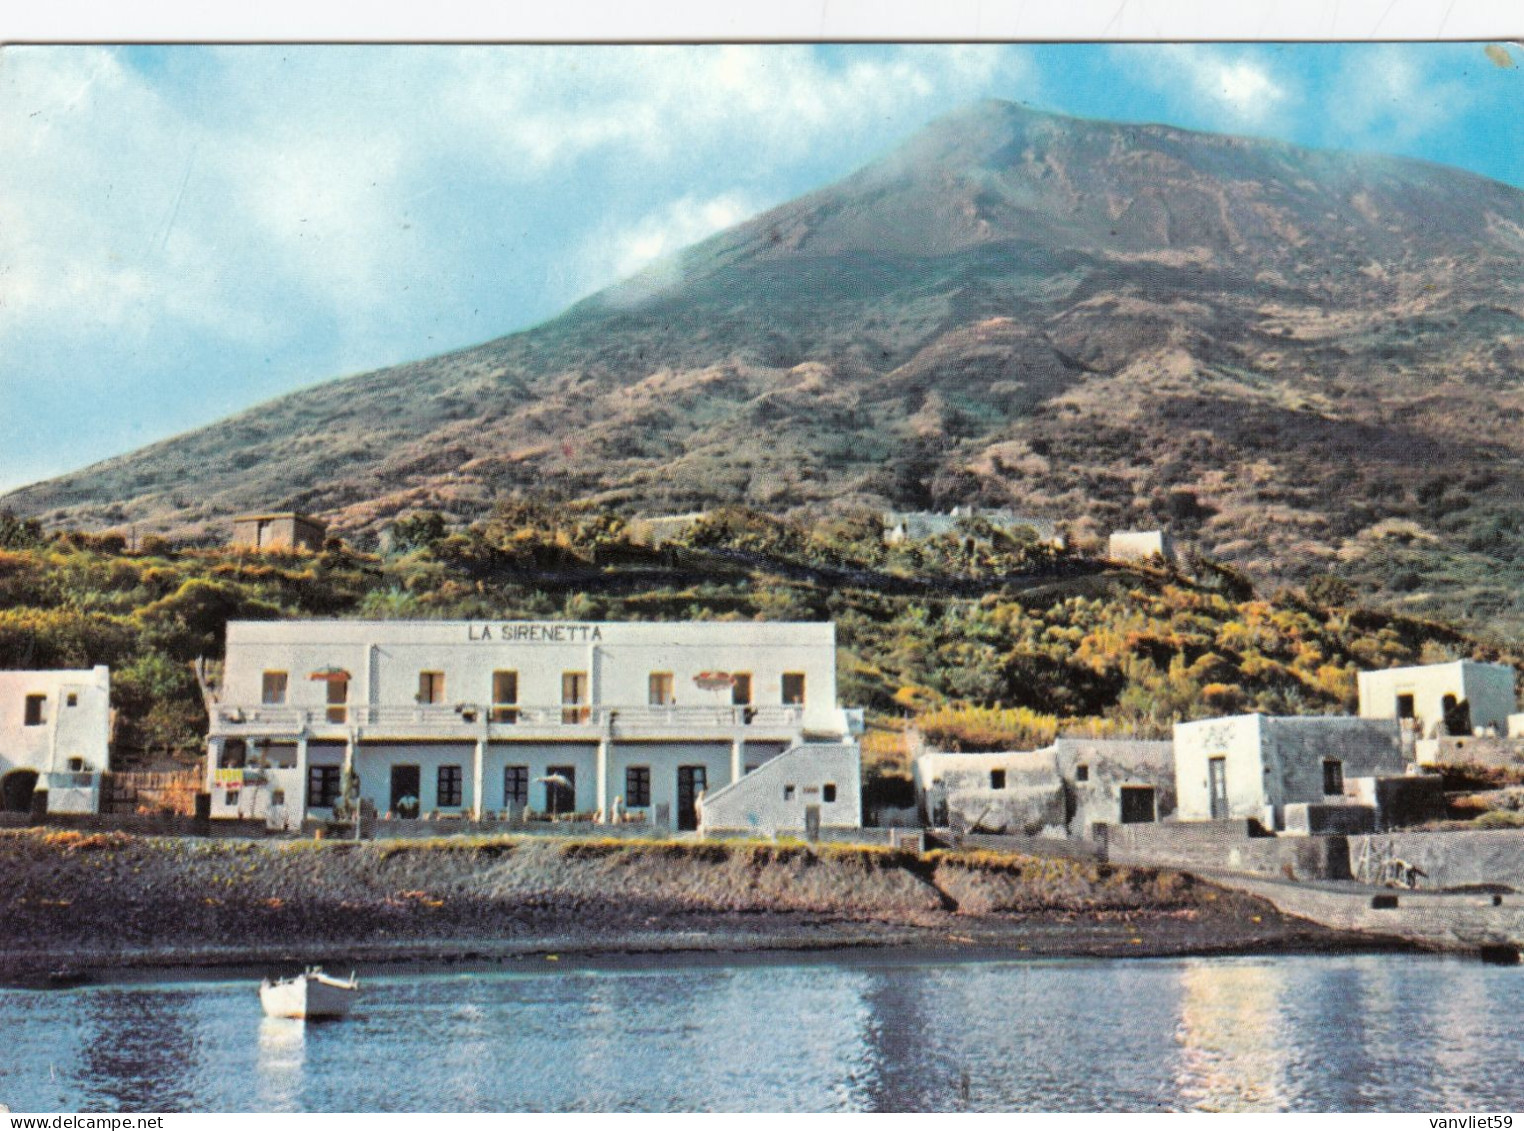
[254,1018,306,1112]
[5,954,1524,1112]
[1174,958,1291,1111]
[850,966,945,1112]
[76,988,200,1111]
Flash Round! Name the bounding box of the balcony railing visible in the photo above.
[213,702,808,735]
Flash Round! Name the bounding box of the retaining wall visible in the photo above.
[1,812,269,838]
[1349,828,1524,891]
[1105,820,1351,881]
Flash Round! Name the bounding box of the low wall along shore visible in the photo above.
[1349,829,1524,891]
[1105,821,1353,882]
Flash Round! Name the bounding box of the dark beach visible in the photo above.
[0,829,1404,986]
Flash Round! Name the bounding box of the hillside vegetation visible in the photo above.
[7,101,1524,634]
[1,504,1515,781]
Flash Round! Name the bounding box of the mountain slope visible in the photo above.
[8,100,1524,629]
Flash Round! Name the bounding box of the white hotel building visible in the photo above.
[206,619,862,833]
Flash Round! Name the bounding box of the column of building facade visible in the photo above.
[295,732,309,825]
[205,737,224,791]
[472,734,487,821]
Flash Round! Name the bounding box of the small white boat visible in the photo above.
[259,967,359,1019]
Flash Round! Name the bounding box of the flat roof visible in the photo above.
[225,618,835,647]
[232,512,326,523]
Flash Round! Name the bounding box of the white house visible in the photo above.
[699,742,862,837]
[205,619,861,833]
[1357,660,1516,738]
[883,507,1063,547]
[1174,714,1404,830]
[912,738,1174,839]
[0,666,112,814]
[1107,530,1176,565]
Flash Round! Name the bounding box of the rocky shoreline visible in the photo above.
[0,829,1406,984]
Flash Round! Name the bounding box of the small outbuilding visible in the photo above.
[883,507,1063,547]
[231,512,327,553]
[913,737,1174,839]
[0,666,113,814]
[1107,530,1176,565]
[1357,659,1516,738]
[1174,714,1404,831]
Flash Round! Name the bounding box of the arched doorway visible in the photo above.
[1,768,39,813]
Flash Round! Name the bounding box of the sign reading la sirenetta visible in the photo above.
[467,622,605,643]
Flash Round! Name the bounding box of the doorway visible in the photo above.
[390,764,420,815]
[1,769,38,813]
[676,765,707,831]
[1208,757,1229,820]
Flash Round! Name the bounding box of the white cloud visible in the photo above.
[1111,45,1294,131]
[0,44,1030,357]
[419,44,1022,173]
[572,191,764,298]
[1324,45,1473,147]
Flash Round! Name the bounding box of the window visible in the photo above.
[326,678,348,724]
[308,765,342,809]
[261,671,288,705]
[990,769,1006,790]
[823,783,837,803]
[562,671,589,724]
[437,764,463,808]
[1120,786,1156,824]
[731,673,753,706]
[66,693,78,708]
[784,784,796,801]
[504,765,529,807]
[1075,764,1090,782]
[625,765,651,808]
[782,673,806,706]
[492,671,519,723]
[23,695,45,726]
[649,672,674,707]
[1396,694,1416,719]
[545,765,576,814]
[1323,759,1345,796]
[418,671,446,705]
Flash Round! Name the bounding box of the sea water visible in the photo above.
[1,951,1521,1112]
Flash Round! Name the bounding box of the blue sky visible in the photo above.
[1,42,1520,493]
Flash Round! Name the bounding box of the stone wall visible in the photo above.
[1105,820,1351,881]
[1349,829,1524,891]
[14,812,268,838]
[1415,735,1524,769]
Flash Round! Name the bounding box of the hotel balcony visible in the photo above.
[209,701,821,743]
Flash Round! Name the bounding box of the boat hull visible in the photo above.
[259,971,358,1019]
